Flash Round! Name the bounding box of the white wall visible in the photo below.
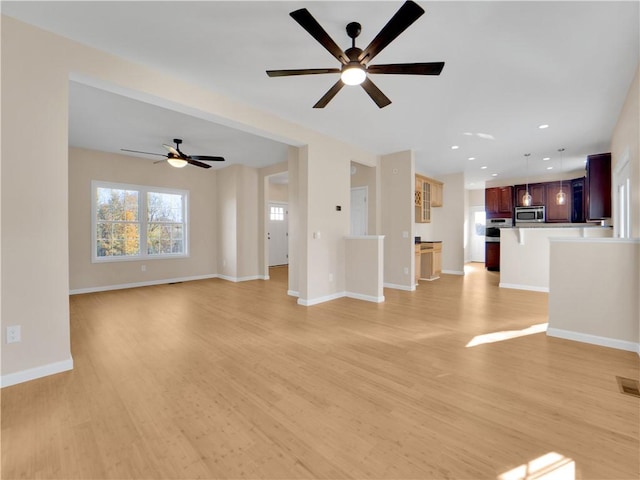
[351,161,377,234]
[500,227,612,292]
[380,151,415,290]
[548,238,639,353]
[1,16,377,384]
[611,65,639,238]
[68,148,217,292]
[345,236,384,302]
[415,172,466,274]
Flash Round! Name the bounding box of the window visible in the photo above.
[270,206,285,221]
[92,181,188,262]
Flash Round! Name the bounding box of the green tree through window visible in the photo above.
[92,181,188,262]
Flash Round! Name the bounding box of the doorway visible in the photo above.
[469,206,486,262]
[614,151,631,238]
[268,202,289,266]
[350,186,368,236]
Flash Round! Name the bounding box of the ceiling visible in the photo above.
[3,1,639,188]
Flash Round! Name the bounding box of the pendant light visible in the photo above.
[556,148,566,205]
[522,153,532,206]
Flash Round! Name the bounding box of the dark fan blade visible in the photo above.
[267,68,341,77]
[361,77,392,108]
[121,149,167,157]
[313,80,345,108]
[153,159,166,164]
[187,159,212,169]
[359,1,425,64]
[290,9,349,65]
[190,155,225,162]
[162,144,181,157]
[367,62,445,75]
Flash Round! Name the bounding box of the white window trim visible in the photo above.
[91,180,189,263]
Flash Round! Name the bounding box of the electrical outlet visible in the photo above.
[6,325,21,344]
[402,231,409,238]
[329,273,334,282]
[141,264,146,272]
[403,267,409,275]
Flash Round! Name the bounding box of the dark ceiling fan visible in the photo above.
[121,138,225,169]
[266,0,444,108]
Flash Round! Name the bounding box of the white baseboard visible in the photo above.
[499,282,549,293]
[218,274,264,283]
[345,292,385,303]
[383,282,415,291]
[547,327,640,353]
[287,290,300,297]
[70,274,219,295]
[442,270,465,275]
[298,291,346,306]
[1,356,74,388]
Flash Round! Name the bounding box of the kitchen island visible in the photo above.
[499,224,612,291]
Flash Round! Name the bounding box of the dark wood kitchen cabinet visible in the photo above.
[485,186,513,219]
[514,183,546,207]
[586,153,611,220]
[485,242,500,271]
[545,181,571,222]
[571,177,586,223]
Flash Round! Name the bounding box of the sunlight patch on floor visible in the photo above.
[498,452,575,480]
[466,323,548,347]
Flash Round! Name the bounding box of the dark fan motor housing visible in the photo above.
[266,0,445,108]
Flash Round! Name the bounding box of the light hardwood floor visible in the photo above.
[2,264,638,479]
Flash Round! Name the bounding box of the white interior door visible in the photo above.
[268,202,288,266]
[350,187,368,236]
[470,206,486,262]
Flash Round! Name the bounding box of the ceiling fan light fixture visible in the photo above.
[341,65,366,85]
[167,157,188,168]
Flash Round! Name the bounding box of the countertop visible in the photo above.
[415,240,442,244]
[508,223,612,229]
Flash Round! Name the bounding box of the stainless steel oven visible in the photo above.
[486,218,513,242]
[485,218,512,271]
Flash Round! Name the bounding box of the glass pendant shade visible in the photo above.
[522,191,532,206]
[341,65,366,86]
[167,158,188,168]
[556,148,566,205]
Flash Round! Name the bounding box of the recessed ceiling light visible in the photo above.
[547,166,553,170]
[481,166,487,169]
[468,157,476,161]
[543,157,550,161]
[451,145,459,150]
[538,124,549,129]
[491,173,498,177]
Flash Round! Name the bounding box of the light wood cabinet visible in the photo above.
[415,175,443,223]
[417,242,442,281]
[430,181,443,207]
[415,245,421,284]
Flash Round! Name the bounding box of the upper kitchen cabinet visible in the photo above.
[514,183,545,207]
[485,186,513,219]
[586,153,611,220]
[571,177,586,223]
[544,181,571,222]
[415,175,443,223]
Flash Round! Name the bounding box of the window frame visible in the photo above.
[91,180,189,263]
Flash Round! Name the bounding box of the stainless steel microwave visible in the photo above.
[515,206,545,223]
